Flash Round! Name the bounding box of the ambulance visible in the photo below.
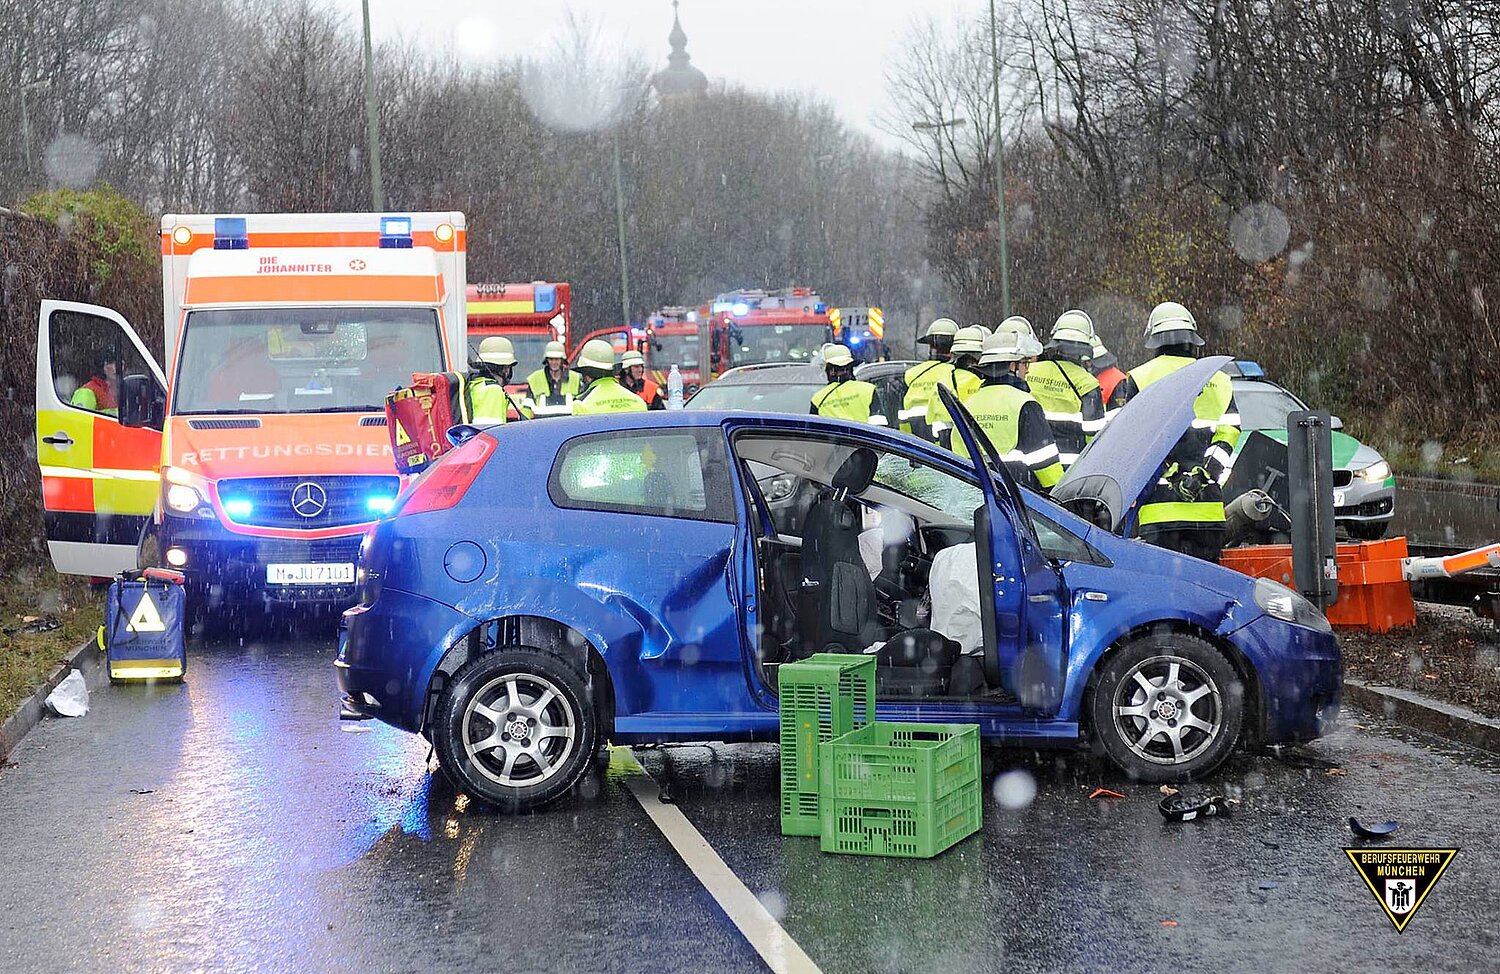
[35,212,467,608]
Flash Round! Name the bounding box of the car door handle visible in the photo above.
[42,433,73,446]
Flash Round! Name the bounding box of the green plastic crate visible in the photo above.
[820,779,982,858]
[819,721,980,805]
[778,653,876,836]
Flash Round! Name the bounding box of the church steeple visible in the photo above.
[652,1,708,99]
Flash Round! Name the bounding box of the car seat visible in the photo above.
[798,447,957,693]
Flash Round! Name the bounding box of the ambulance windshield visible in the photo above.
[172,307,444,414]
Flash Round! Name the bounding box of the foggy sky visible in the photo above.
[339,0,989,144]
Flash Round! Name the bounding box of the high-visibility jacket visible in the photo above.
[463,375,511,426]
[573,376,648,416]
[70,376,118,416]
[924,365,983,439]
[1113,354,1240,529]
[525,368,583,417]
[899,359,956,438]
[809,379,887,425]
[1025,357,1104,466]
[952,374,1064,492]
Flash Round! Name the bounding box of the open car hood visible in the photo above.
[1052,355,1232,532]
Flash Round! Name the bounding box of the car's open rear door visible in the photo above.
[35,300,166,576]
[938,386,1068,712]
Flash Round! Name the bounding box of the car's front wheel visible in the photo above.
[1089,633,1244,782]
[434,648,598,812]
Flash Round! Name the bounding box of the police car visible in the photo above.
[1225,361,1395,540]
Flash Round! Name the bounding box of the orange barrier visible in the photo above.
[1220,538,1417,632]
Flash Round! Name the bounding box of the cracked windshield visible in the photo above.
[2,0,1495,971]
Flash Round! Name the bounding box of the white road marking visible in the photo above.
[618,749,822,974]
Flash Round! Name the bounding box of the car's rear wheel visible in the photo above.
[1346,520,1388,541]
[1089,633,1244,782]
[434,648,597,812]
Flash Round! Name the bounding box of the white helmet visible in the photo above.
[994,315,1037,341]
[620,349,646,369]
[1144,301,1204,349]
[1050,310,1095,346]
[577,339,616,372]
[822,343,855,368]
[979,330,1043,365]
[477,336,517,367]
[973,324,994,339]
[950,326,986,356]
[543,340,567,360]
[918,317,959,344]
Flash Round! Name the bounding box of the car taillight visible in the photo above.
[396,435,496,516]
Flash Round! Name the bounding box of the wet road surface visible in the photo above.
[1,627,1495,973]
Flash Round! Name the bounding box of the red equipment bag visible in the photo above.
[385,372,465,474]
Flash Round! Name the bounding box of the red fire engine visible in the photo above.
[707,287,833,370]
[466,281,570,412]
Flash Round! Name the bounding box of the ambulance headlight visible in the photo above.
[166,483,203,514]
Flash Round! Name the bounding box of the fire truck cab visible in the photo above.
[709,287,833,370]
[465,281,571,404]
[35,212,468,608]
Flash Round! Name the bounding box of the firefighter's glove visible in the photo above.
[1175,466,1212,501]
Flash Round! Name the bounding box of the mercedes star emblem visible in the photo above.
[290,481,328,518]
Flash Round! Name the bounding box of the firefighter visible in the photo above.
[926,326,986,448]
[900,318,960,437]
[1026,310,1105,468]
[524,340,583,417]
[70,348,120,415]
[465,336,523,425]
[1109,301,1240,563]
[810,344,887,425]
[573,340,648,415]
[619,349,665,409]
[952,331,1063,492]
[1088,331,1128,404]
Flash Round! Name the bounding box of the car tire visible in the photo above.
[1088,632,1244,783]
[434,648,598,813]
[1346,521,1388,541]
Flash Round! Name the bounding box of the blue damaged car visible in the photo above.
[337,356,1341,810]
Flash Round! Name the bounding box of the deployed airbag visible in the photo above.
[928,542,982,656]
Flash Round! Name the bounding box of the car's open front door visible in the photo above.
[35,300,166,576]
[938,386,1069,712]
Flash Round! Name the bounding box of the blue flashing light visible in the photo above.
[686,311,697,322]
[213,217,248,250]
[731,302,751,317]
[379,216,414,249]
[849,335,862,346]
[366,496,396,515]
[1236,360,1265,377]
[814,302,826,313]
[223,498,253,519]
[534,284,558,314]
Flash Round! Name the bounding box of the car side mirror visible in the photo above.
[1329,415,1344,430]
[119,374,164,430]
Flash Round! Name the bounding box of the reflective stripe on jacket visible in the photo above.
[952,375,1064,491]
[924,366,982,435]
[1116,354,1241,528]
[810,379,887,425]
[900,360,955,435]
[525,368,583,416]
[1024,357,1103,465]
